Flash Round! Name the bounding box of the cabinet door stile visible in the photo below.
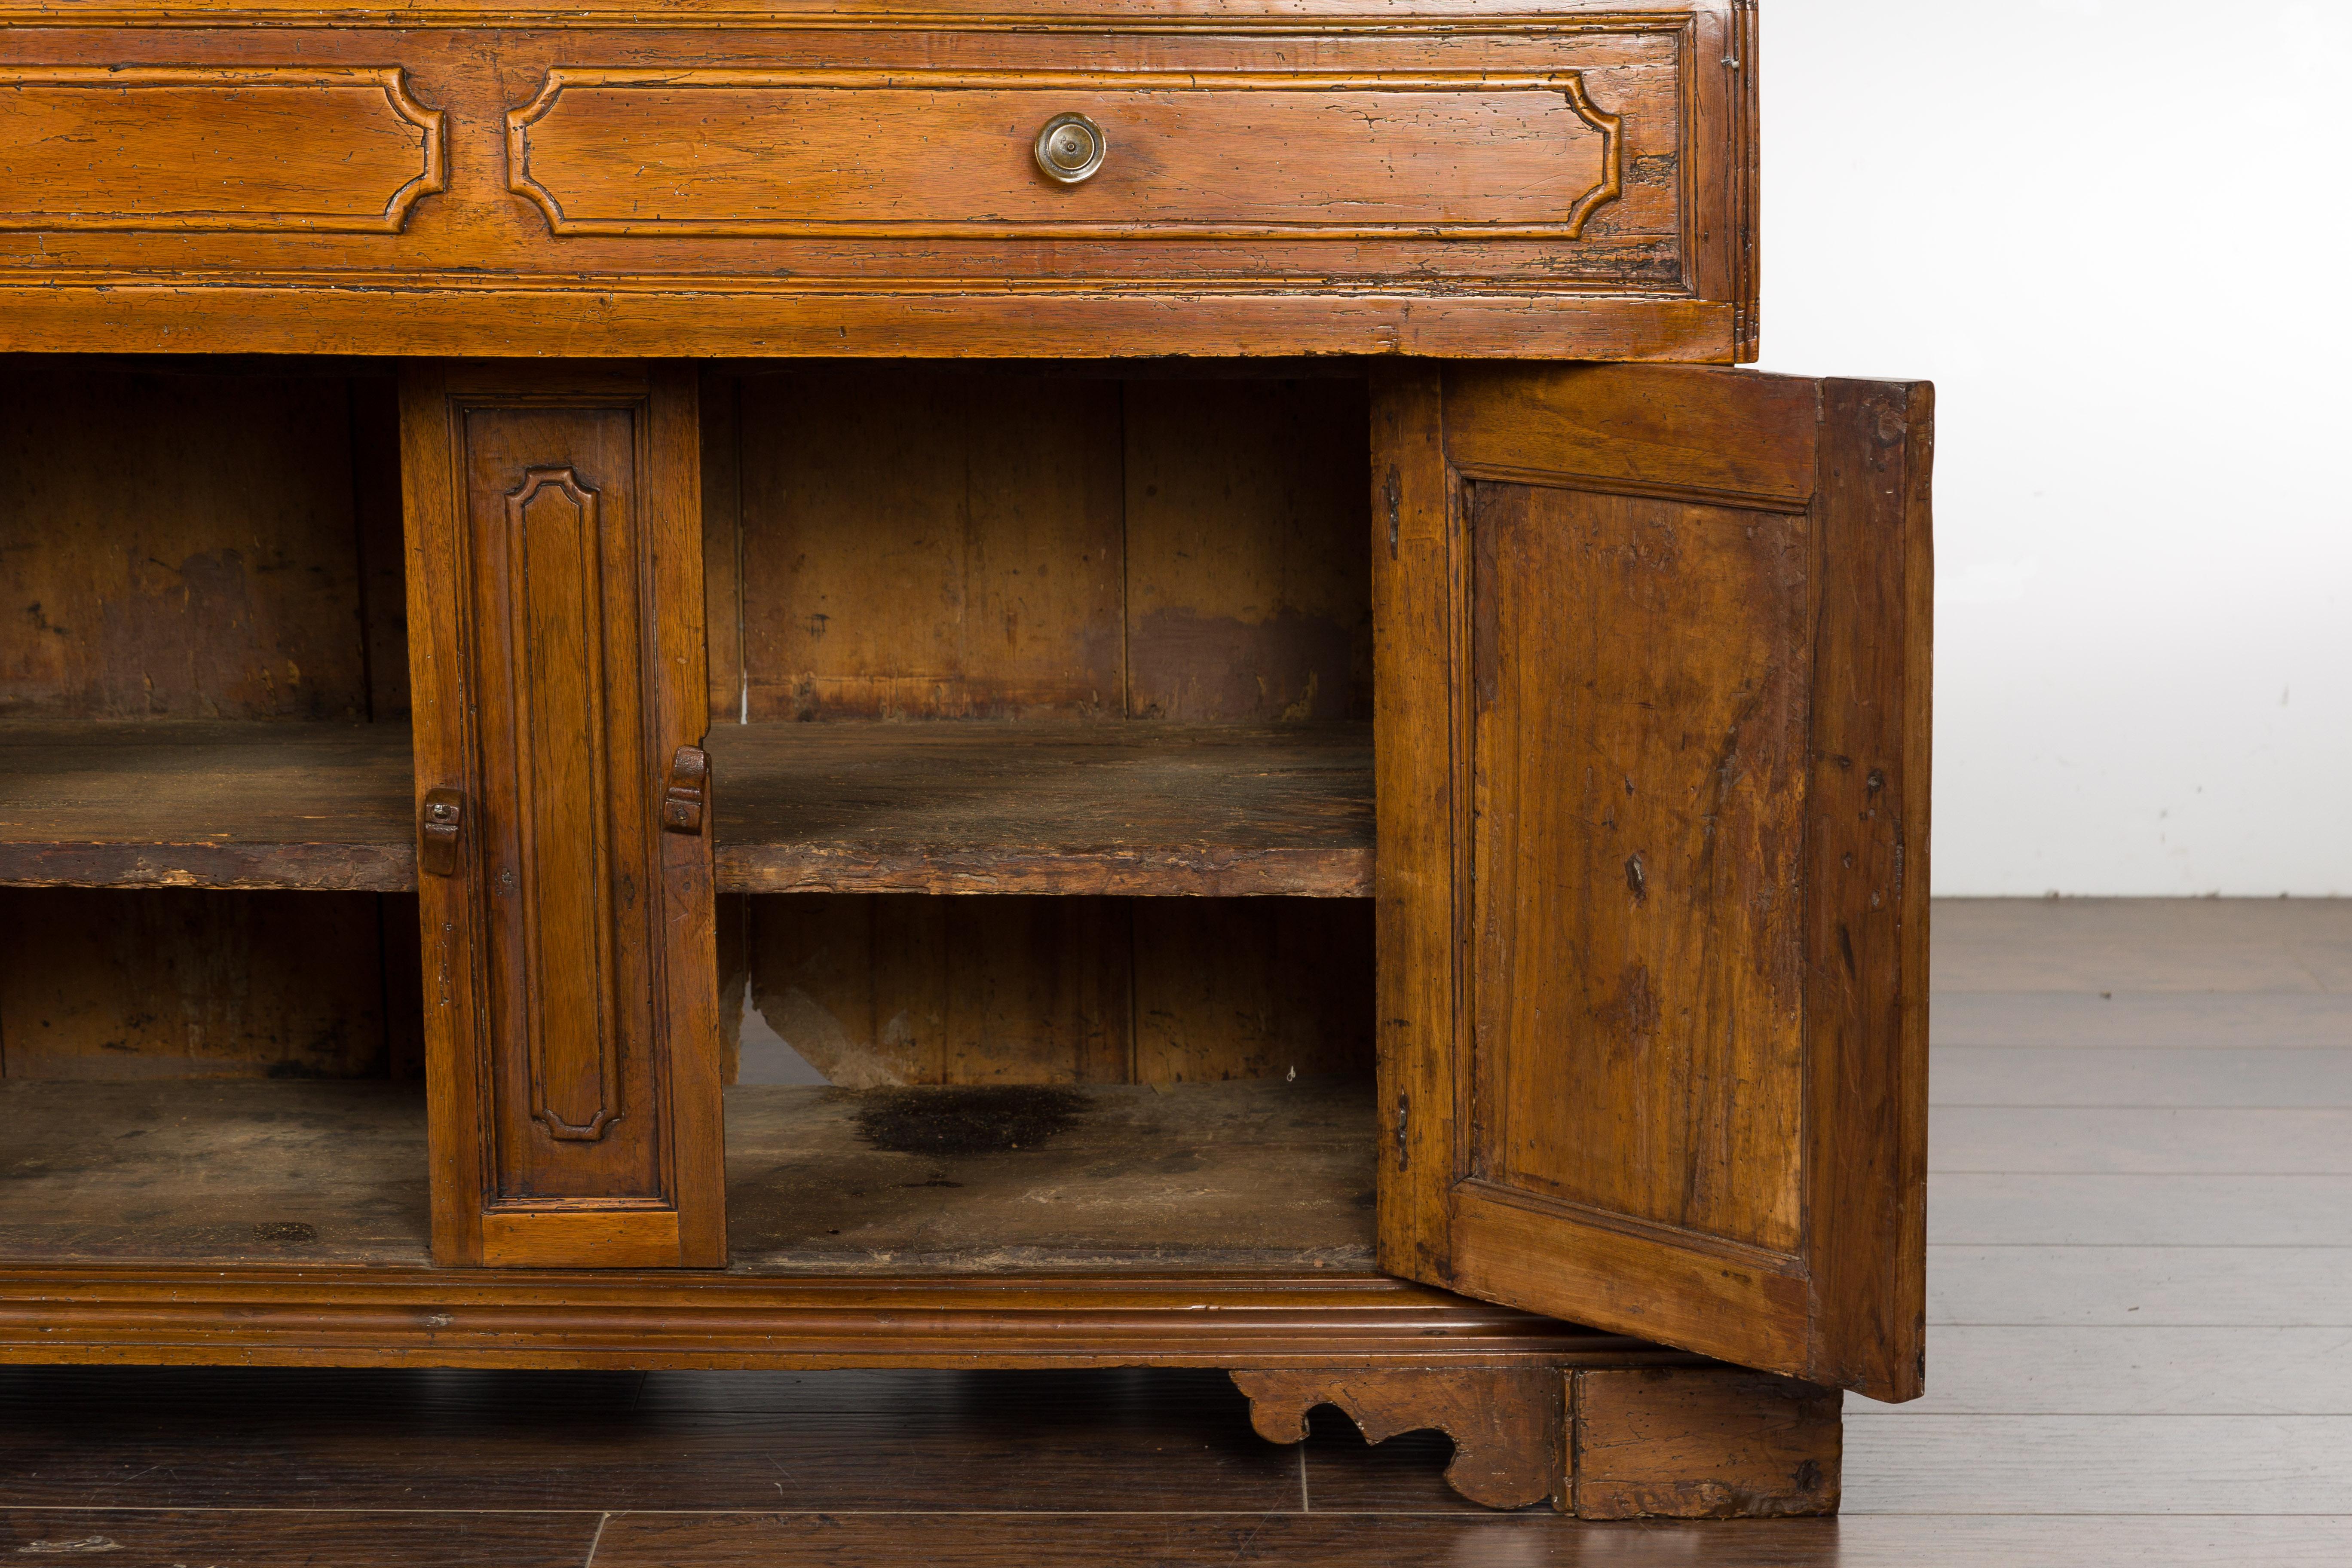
[1372,362,1932,1401]
[401,363,723,1270]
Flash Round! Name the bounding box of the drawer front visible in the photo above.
[0,67,444,233]
[508,70,1622,241]
[0,5,1753,360]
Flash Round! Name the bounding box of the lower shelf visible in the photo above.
[727,1076,1375,1274]
[0,1080,432,1266]
[0,1076,1373,1274]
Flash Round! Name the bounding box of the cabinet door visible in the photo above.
[402,364,723,1268]
[1373,364,1931,1400]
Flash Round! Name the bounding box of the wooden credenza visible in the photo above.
[0,0,1930,1517]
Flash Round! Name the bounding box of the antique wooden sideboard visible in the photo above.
[0,0,1931,1516]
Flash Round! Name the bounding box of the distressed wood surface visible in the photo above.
[742,893,1371,1088]
[1121,377,1371,723]
[400,363,723,1269]
[712,721,1371,897]
[726,1076,1376,1273]
[0,717,1372,896]
[0,1269,1652,1370]
[1377,364,1934,1402]
[0,362,381,721]
[0,1512,593,1568]
[726,368,1367,727]
[734,368,1127,722]
[0,1075,1379,1274]
[1234,1364,1568,1510]
[1572,1367,1841,1519]
[0,7,1753,361]
[0,721,414,889]
[0,1080,429,1263]
[584,1515,2352,1568]
[0,888,404,1081]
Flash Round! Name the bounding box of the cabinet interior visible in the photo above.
[0,356,1379,1272]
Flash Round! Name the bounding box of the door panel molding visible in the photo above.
[1373,362,1931,1401]
[401,362,724,1269]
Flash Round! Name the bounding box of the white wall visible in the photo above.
[1752,0,2352,894]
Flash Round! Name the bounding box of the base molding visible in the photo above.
[0,1266,1690,1370]
[1,1266,1838,1517]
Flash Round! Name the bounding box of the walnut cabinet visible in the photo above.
[0,0,1930,1517]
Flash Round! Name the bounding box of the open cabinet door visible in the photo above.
[1373,363,1931,1401]
[402,364,725,1268]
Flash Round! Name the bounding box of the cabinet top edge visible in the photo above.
[0,0,1731,29]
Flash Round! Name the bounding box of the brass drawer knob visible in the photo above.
[1033,112,1106,185]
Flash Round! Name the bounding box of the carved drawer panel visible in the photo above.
[0,67,444,233]
[506,70,1623,242]
[0,3,1754,359]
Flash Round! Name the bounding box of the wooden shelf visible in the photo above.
[726,1076,1376,1274]
[0,1080,431,1267]
[0,721,416,891]
[0,720,1372,897]
[0,1076,1372,1274]
[709,721,1372,897]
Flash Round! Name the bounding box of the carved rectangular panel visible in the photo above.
[508,69,1620,239]
[1468,481,1811,1255]
[0,67,443,233]
[402,365,723,1269]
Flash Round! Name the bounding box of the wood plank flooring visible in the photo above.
[2,899,2347,1565]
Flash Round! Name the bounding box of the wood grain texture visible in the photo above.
[0,718,1370,896]
[736,367,1126,722]
[0,888,395,1080]
[1933,898,2352,994]
[1932,1106,2352,1173]
[0,1511,597,1568]
[745,892,1371,1089]
[711,721,1370,897]
[0,1269,1675,1371]
[506,70,1629,238]
[0,721,413,889]
[1377,364,1933,1402]
[0,361,377,721]
[1131,897,1374,1084]
[0,12,1752,360]
[1902,1324,2352,1416]
[0,67,443,233]
[1932,1174,2352,1246]
[1842,1413,2352,1516]
[1933,1046,2352,1106]
[0,288,1741,362]
[581,1514,2352,1568]
[0,1366,1309,1513]
[347,372,413,722]
[0,1079,428,1262]
[1235,1365,1568,1510]
[1467,481,1809,1253]
[747,894,1134,1087]
[1928,1245,2352,1326]
[1368,360,1458,1297]
[1801,379,1934,1403]
[1934,989,2352,1048]
[700,365,747,724]
[1123,377,1372,723]
[1572,1367,1840,1519]
[727,1077,1375,1272]
[400,363,721,1268]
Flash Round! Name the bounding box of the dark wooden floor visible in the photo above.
[4,899,2348,1565]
